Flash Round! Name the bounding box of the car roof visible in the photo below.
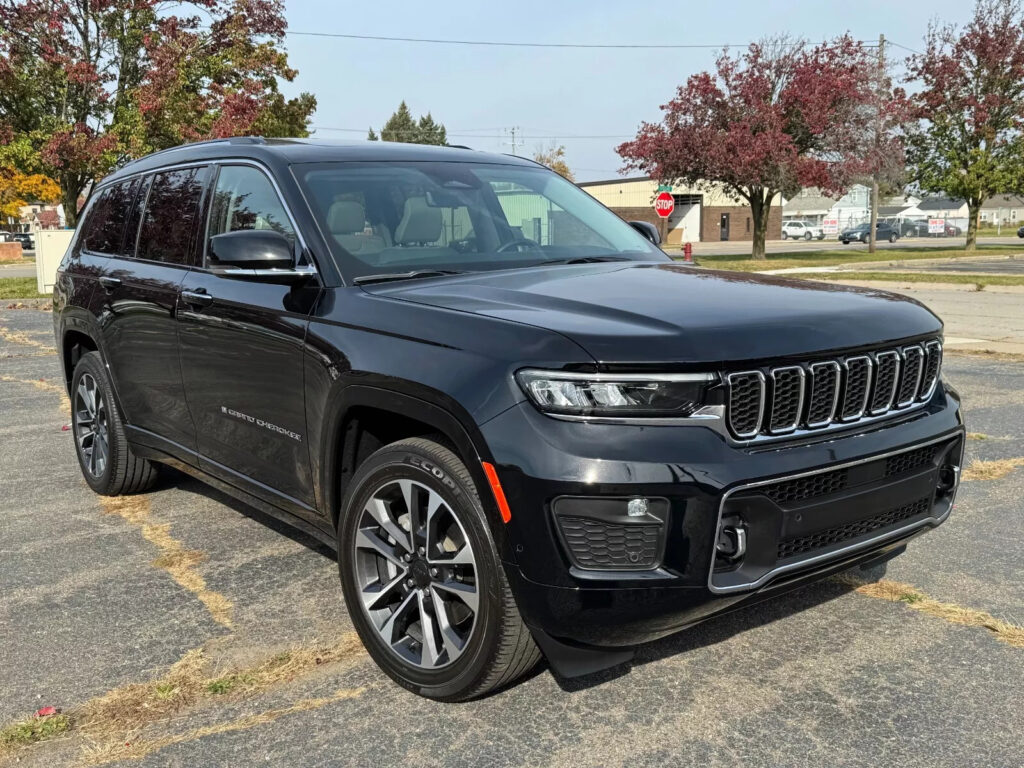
[100,137,541,187]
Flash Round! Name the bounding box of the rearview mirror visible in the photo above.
[628,220,661,245]
[209,230,311,283]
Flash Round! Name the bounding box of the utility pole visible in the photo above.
[503,126,523,156]
[869,33,885,254]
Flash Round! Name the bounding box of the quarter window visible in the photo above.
[81,179,139,255]
[207,165,295,252]
[136,167,208,265]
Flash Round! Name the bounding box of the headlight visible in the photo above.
[516,369,717,417]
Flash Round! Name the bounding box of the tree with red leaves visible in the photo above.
[906,0,1024,251]
[0,0,316,225]
[618,36,878,260]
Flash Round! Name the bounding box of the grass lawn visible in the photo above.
[683,243,1024,272]
[798,271,1024,288]
[0,276,50,299]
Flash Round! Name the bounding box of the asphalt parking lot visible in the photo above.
[1,306,1022,767]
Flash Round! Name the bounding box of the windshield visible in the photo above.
[294,161,667,280]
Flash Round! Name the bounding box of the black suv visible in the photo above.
[54,138,964,700]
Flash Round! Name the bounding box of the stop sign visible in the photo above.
[654,191,674,218]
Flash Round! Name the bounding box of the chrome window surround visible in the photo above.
[88,158,318,278]
[767,366,806,435]
[707,430,964,594]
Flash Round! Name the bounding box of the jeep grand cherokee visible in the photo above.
[53,138,964,700]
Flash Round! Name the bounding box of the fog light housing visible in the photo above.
[552,496,670,571]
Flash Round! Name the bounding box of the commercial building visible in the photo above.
[578,177,781,245]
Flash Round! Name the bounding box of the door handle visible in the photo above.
[181,289,214,308]
[98,276,121,291]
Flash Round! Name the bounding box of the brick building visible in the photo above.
[578,176,782,245]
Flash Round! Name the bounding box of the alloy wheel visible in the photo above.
[353,478,479,669]
[74,373,109,477]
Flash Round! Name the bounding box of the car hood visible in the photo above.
[362,262,942,364]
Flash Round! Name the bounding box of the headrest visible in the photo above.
[327,200,366,235]
[395,197,442,245]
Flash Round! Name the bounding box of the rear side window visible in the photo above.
[137,167,208,265]
[207,165,295,246]
[81,179,139,255]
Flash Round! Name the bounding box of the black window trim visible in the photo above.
[198,159,312,274]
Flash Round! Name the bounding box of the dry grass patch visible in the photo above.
[99,496,234,628]
[962,457,1024,481]
[835,574,1024,648]
[0,633,366,762]
[80,687,365,766]
[0,323,55,353]
[965,432,991,440]
[0,374,70,414]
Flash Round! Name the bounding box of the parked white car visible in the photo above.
[781,220,825,240]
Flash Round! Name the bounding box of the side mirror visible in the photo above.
[628,220,661,245]
[209,230,311,283]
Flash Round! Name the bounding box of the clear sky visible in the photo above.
[279,0,973,182]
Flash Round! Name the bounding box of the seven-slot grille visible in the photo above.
[725,340,941,440]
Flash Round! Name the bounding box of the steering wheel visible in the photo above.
[497,238,542,253]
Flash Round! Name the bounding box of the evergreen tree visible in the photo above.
[370,102,448,145]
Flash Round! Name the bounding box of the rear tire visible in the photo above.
[70,351,158,495]
[337,437,540,701]
[804,231,812,240]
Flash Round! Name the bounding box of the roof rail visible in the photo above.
[446,144,474,150]
[116,136,267,171]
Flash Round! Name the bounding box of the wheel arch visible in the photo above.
[319,385,508,546]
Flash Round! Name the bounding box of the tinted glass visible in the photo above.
[84,179,141,255]
[122,175,152,258]
[296,162,665,280]
[137,167,207,265]
[207,165,295,250]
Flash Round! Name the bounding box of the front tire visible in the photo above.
[70,351,158,495]
[337,437,540,701]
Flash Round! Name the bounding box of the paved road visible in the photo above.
[1,307,1022,767]
[688,235,1023,257]
[874,257,1024,275]
[0,263,37,279]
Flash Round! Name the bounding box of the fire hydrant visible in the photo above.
[682,242,693,263]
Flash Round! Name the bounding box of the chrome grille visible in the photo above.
[768,367,805,434]
[725,341,942,441]
[896,345,925,407]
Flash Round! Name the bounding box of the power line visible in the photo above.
[887,40,922,55]
[287,30,885,50]
[310,126,633,139]
[286,31,746,48]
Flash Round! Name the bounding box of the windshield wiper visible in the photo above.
[538,255,634,265]
[353,269,467,285]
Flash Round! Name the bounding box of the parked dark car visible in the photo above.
[53,138,964,701]
[839,222,900,244]
[899,219,930,237]
[10,232,34,250]
[1017,225,1024,238]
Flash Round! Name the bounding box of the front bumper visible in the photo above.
[482,383,964,649]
